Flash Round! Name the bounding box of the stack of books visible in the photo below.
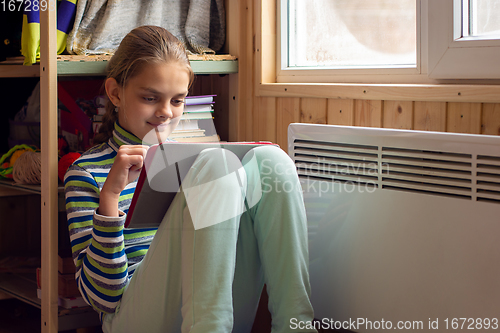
[171,95,219,142]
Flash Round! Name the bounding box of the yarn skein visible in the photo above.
[12,151,42,184]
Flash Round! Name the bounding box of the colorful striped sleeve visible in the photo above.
[64,163,128,314]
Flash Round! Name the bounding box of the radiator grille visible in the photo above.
[293,140,378,188]
[476,155,500,203]
[380,146,472,200]
[293,139,500,204]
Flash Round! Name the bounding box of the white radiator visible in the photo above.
[288,123,500,332]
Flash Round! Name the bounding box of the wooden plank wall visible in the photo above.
[250,99,500,151]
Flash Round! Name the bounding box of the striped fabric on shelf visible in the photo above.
[21,0,77,65]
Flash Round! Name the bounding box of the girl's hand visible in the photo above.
[99,145,149,217]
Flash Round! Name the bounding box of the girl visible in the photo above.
[64,25,317,333]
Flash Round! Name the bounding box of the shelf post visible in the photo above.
[40,5,59,333]
[226,0,241,141]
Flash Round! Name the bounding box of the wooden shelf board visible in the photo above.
[0,179,64,195]
[57,60,108,76]
[190,59,239,74]
[0,179,66,212]
[0,272,40,309]
[0,62,40,78]
[0,289,13,300]
[0,55,238,77]
[57,54,237,61]
[0,272,101,330]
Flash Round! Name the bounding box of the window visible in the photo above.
[428,0,500,79]
[278,0,500,83]
[285,0,416,69]
[463,0,500,38]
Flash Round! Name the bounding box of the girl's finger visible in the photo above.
[117,145,149,156]
[125,154,145,170]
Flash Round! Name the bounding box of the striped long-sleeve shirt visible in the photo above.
[64,121,158,315]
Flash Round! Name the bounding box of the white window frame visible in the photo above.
[428,0,500,79]
[276,0,500,84]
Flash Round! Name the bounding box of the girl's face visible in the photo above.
[116,62,190,143]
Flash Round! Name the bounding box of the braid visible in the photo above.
[93,100,118,145]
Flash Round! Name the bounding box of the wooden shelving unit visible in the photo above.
[0,272,40,309]
[0,271,102,331]
[0,180,101,330]
[0,179,64,195]
[0,8,240,333]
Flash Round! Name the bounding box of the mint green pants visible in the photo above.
[102,146,317,333]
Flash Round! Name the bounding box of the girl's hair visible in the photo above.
[93,25,194,145]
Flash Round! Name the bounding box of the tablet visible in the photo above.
[124,142,276,228]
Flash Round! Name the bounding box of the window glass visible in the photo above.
[286,0,417,69]
[468,0,500,38]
